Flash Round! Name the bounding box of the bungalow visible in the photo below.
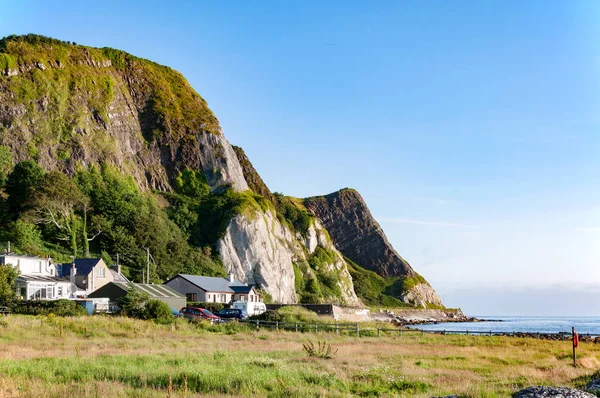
[0,253,72,300]
[165,274,262,304]
[87,282,186,311]
[59,258,128,297]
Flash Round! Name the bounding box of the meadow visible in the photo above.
[0,315,599,397]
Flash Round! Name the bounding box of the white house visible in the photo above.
[0,253,72,300]
[164,274,262,304]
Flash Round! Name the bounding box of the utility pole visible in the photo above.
[146,247,150,284]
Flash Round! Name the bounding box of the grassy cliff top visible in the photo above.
[0,34,220,138]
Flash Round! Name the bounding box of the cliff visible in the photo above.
[0,34,439,308]
[304,189,443,308]
[304,189,413,277]
[0,34,247,193]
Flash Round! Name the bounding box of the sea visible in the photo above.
[414,316,600,336]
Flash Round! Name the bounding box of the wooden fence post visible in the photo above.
[335,323,339,335]
[314,323,318,333]
[256,320,259,330]
[276,321,279,331]
[356,323,360,337]
[295,322,298,332]
[377,328,381,337]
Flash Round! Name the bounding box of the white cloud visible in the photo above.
[377,218,476,228]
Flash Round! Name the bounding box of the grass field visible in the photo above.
[0,315,599,397]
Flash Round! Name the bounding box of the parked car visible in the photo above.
[180,307,221,323]
[171,309,182,318]
[215,308,247,320]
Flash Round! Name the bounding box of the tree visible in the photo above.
[6,160,44,217]
[0,264,19,306]
[117,286,150,318]
[27,171,86,256]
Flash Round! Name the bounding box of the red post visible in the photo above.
[572,327,578,366]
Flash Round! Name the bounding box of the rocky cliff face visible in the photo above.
[304,188,443,307]
[304,189,414,277]
[0,35,247,193]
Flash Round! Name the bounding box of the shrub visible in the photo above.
[302,340,337,359]
[145,299,173,322]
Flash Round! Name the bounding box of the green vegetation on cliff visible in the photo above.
[293,246,346,304]
[345,256,424,308]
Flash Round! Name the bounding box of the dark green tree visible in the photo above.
[0,264,19,306]
[6,160,44,217]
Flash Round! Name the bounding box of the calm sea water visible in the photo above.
[414,316,600,335]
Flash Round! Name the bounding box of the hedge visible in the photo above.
[13,300,88,316]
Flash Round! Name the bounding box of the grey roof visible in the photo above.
[109,282,185,298]
[230,285,254,294]
[17,275,70,283]
[171,274,246,293]
[109,269,129,283]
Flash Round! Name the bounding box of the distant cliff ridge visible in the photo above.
[304,189,414,277]
[304,189,443,308]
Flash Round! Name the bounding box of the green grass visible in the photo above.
[1,315,600,397]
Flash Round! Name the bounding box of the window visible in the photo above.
[241,295,246,302]
[57,286,63,297]
[98,268,105,278]
[186,293,197,301]
[220,294,226,302]
[207,294,211,300]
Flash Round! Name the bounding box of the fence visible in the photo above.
[265,304,334,316]
[239,320,600,340]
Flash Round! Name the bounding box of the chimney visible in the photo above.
[229,273,234,283]
[70,262,77,286]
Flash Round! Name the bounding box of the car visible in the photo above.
[180,307,221,323]
[214,308,247,320]
[171,309,182,318]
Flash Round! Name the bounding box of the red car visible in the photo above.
[180,307,221,323]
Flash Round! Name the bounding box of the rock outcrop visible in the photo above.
[514,386,596,397]
[218,209,298,303]
[304,188,443,307]
[304,189,414,277]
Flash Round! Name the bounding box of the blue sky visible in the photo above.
[1,0,599,315]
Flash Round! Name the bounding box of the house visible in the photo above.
[87,282,186,311]
[59,258,129,297]
[164,274,262,304]
[0,253,72,300]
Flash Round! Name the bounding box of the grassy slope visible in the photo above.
[1,316,599,397]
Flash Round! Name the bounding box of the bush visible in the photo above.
[249,310,280,322]
[186,302,225,313]
[145,299,173,322]
[13,299,87,316]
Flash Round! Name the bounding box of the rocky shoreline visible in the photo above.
[369,308,479,325]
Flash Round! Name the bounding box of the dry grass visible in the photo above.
[0,315,599,397]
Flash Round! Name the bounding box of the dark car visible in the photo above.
[215,308,247,320]
[180,307,221,323]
